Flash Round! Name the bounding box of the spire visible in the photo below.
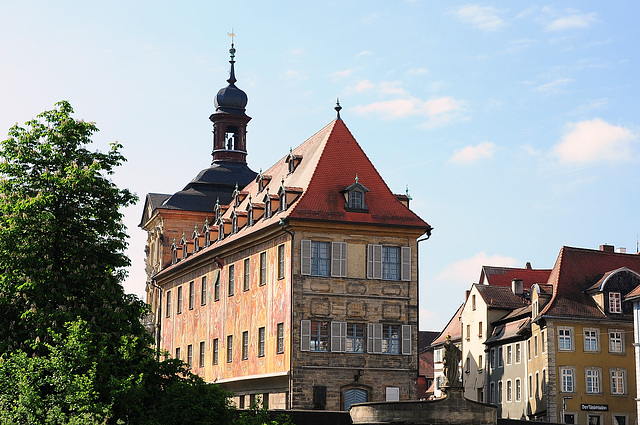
[228,42,237,85]
[335,98,342,120]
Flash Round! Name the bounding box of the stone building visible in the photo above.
[140,43,433,411]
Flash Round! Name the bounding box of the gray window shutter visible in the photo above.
[301,240,311,275]
[402,325,411,355]
[401,246,411,281]
[331,242,347,277]
[367,323,374,353]
[331,321,345,352]
[373,323,383,353]
[367,244,382,279]
[301,320,311,351]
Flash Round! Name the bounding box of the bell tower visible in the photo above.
[209,42,251,164]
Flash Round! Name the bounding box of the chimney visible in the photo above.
[465,290,470,301]
[512,279,523,296]
[525,262,532,270]
[616,247,627,254]
[600,244,615,253]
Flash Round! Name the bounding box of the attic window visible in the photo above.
[263,189,272,219]
[343,175,369,212]
[214,198,222,221]
[256,170,272,194]
[286,148,302,174]
[246,198,254,227]
[278,182,287,212]
[231,213,238,235]
[217,220,224,242]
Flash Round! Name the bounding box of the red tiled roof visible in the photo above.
[479,265,551,289]
[485,317,530,345]
[419,349,434,377]
[541,246,640,318]
[475,284,530,310]
[625,284,640,300]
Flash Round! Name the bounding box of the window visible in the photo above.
[277,244,285,279]
[609,292,622,313]
[542,329,547,353]
[612,415,628,425]
[199,341,205,367]
[609,330,623,353]
[478,354,483,370]
[301,240,347,277]
[228,265,234,296]
[515,378,521,401]
[542,368,547,395]
[309,321,329,351]
[611,369,626,394]
[382,324,401,354]
[187,344,193,368]
[588,414,603,425]
[528,374,533,398]
[201,276,207,305]
[268,322,280,355]
[226,335,233,362]
[527,339,532,360]
[175,347,181,360]
[166,290,171,317]
[490,348,495,369]
[478,321,483,338]
[260,252,267,285]
[498,346,503,367]
[242,331,249,360]
[188,281,194,310]
[584,329,599,352]
[214,271,220,301]
[177,286,183,314]
[346,323,365,353]
[366,244,411,281]
[535,371,539,398]
[506,380,512,402]
[311,241,330,276]
[213,338,218,365]
[564,413,576,424]
[243,258,250,291]
[534,335,539,357]
[349,190,363,209]
[465,357,470,373]
[434,348,443,363]
[490,382,495,404]
[515,342,521,363]
[506,345,512,365]
[258,327,265,357]
[560,367,575,392]
[498,381,503,403]
[586,368,601,394]
[472,294,476,310]
[466,324,470,341]
[558,327,573,351]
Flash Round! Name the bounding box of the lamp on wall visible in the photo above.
[354,369,364,382]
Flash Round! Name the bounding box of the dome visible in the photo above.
[214,83,248,114]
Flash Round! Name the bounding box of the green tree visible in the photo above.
[0,101,233,424]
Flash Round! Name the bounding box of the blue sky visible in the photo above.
[1,1,638,331]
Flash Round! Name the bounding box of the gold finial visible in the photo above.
[228,30,235,42]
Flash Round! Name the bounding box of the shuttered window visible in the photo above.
[367,244,410,281]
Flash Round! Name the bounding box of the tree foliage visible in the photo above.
[0,102,233,424]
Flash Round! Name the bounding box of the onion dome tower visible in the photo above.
[159,42,257,211]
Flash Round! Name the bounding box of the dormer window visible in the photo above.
[264,190,272,219]
[342,175,369,212]
[231,212,238,235]
[214,198,222,221]
[609,292,622,313]
[286,148,302,174]
[217,220,224,242]
[246,197,254,227]
[278,182,287,212]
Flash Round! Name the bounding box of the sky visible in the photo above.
[1,1,639,332]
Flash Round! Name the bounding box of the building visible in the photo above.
[417,331,440,399]
[623,279,640,424]
[460,264,551,403]
[481,245,640,425]
[140,43,433,411]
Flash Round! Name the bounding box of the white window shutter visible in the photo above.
[367,244,382,279]
[401,246,411,281]
[331,321,344,352]
[373,323,383,353]
[301,320,311,351]
[301,240,311,275]
[331,242,347,277]
[402,325,412,355]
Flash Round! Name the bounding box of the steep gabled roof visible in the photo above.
[431,304,463,347]
[475,284,530,310]
[540,246,640,319]
[478,265,551,289]
[155,118,431,278]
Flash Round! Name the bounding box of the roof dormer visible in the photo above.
[286,148,303,174]
[342,174,369,212]
[256,169,272,194]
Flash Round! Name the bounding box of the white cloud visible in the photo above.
[420,308,437,330]
[330,68,357,80]
[352,96,464,121]
[450,142,496,164]
[407,67,430,76]
[284,70,307,81]
[454,5,506,31]
[543,8,598,31]
[354,80,376,93]
[535,78,574,93]
[436,251,520,286]
[355,50,372,58]
[552,118,638,164]
[288,47,305,56]
[379,81,405,95]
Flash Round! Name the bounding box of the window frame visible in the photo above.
[515,378,522,402]
[558,326,574,351]
[201,276,207,306]
[165,290,172,318]
[585,367,602,394]
[560,366,575,393]
[258,327,266,357]
[584,328,600,352]
[199,341,205,367]
[609,292,622,314]
[243,258,250,291]
[610,368,626,395]
[188,281,194,310]
[277,244,285,280]
[609,329,623,353]
[259,251,267,286]
[187,344,193,368]
[515,342,521,364]
[177,286,183,314]
[228,264,235,296]
[213,338,219,365]
[242,331,249,360]
[277,322,284,354]
[226,335,233,363]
